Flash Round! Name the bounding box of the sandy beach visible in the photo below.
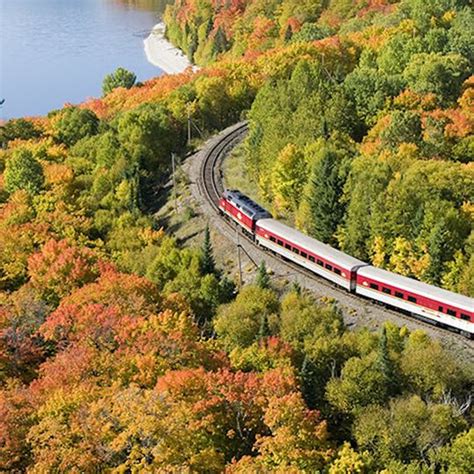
[144,22,195,74]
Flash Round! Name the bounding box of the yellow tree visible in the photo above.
[271,143,308,214]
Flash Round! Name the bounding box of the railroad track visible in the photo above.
[198,122,473,350]
[199,121,249,211]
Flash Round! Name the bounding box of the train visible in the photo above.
[219,189,474,338]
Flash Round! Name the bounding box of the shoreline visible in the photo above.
[144,22,196,75]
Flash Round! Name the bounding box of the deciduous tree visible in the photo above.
[4,149,44,195]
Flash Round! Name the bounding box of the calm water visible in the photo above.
[1,0,170,119]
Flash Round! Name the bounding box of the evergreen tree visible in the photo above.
[200,225,216,275]
[291,280,302,295]
[102,67,136,96]
[425,221,449,285]
[300,355,318,409]
[308,145,345,245]
[213,27,228,55]
[377,326,396,396]
[259,313,270,339]
[188,33,198,62]
[256,261,270,289]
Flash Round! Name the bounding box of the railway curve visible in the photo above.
[192,121,474,357]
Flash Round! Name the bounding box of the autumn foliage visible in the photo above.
[0,0,473,472]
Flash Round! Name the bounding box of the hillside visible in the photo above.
[165,0,474,296]
[0,0,473,472]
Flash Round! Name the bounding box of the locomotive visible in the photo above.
[219,189,474,338]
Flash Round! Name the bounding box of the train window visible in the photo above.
[285,243,291,250]
[270,236,276,243]
[461,314,470,321]
[325,263,333,271]
[370,283,379,290]
[438,306,443,313]
[317,259,323,266]
[334,268,341,276]
[407,296,417,303]
[277,240,283,246]
[292,247,300,255]
[309,256,315,263]
[447,309,456,317]
[395,291,404,299]
[301,251,307,259]
[382,287,391,295]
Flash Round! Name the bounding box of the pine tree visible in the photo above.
[256,261,270,289]
[102,67,136,97]
[300,355,318,409]
[291,280,302,295]
[425,221,449,285]
[201,225,216,275]
[214,27,228,55]
[308,145,345,245]
[259,313,270,338]
[377,326,396,397]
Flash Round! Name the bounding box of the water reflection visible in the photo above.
[109,0,173,14]
[1,0,171,119]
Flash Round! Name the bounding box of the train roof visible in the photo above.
[257,218,368,271]
[224,190,272,219]
[357,266,473,313]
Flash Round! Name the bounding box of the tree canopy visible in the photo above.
[102,67,137,96]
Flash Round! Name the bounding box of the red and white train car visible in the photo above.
[255,218,368,291]
[356,266,473,336]
[219,190,271,233]
[219,190,474,337]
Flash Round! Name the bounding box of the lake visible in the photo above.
[1,0,170,119]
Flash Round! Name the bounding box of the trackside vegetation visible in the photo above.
[0,0,472,472]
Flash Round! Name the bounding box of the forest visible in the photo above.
[165,0,473,295]
[0,0,473,472]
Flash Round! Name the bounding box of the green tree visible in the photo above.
[447,7,474,67]
[255,261,270,289]
[4,148,44,195]
[305,137,354,245]
[380,111,422,150]
[102,67,137,96]
[403,53,470,104]
[54,107,99,146]
[354,395,467,465]
[440,428,474,474]
[377,32,423,75]
[400,331,470,401]
[344,67,400,128]
[213,285,280,350]
[291,23,333,43]
[200,225,216,275]
[117,103,175,172]
[213,27,228,55]
[377,326,397,396]
[425,220,450,285]
[0,118,41,147]
[271,143,307,213]
[326,352,389,414]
